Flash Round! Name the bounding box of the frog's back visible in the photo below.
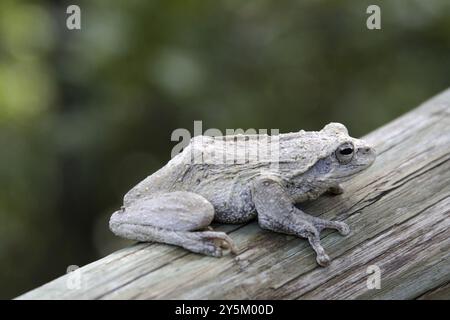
[122,135,268,209]
[123,126,350,206]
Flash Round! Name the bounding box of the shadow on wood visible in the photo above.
[17,89,450,299]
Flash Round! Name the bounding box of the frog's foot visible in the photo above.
[307,232,331,267]
[312,218,350,236]
[327,184,344,195]
[302,222,348,266]
[186,231,237,257]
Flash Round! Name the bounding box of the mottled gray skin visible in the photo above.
[110,123,376,266]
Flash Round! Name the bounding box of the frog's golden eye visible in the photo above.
[336,142,354,164]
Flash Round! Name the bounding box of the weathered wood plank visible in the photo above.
[17,89,450,300]
[417,282,450,300]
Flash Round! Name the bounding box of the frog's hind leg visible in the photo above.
[109,191,237,257]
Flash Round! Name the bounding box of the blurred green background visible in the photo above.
[1,0,449,298]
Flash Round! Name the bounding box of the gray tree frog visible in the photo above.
[110,123,375,266]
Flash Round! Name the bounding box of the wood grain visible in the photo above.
[17,89,450,300]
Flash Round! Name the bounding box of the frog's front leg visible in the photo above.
[251,176,349,267]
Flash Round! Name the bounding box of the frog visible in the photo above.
[109,123,376,266]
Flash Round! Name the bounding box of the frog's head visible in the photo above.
[313,123,376,181]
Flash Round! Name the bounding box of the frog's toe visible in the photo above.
[337,222,350,236]
[208,232,237,254]
[213,239,232,254]
[195,231,237,256]
[316,253,331,267]
[202,240,232,257]
[206,243,225,257]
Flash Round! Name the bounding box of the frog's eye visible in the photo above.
[336,143,354,164]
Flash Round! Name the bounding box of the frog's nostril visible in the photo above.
[362,147,370,153]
